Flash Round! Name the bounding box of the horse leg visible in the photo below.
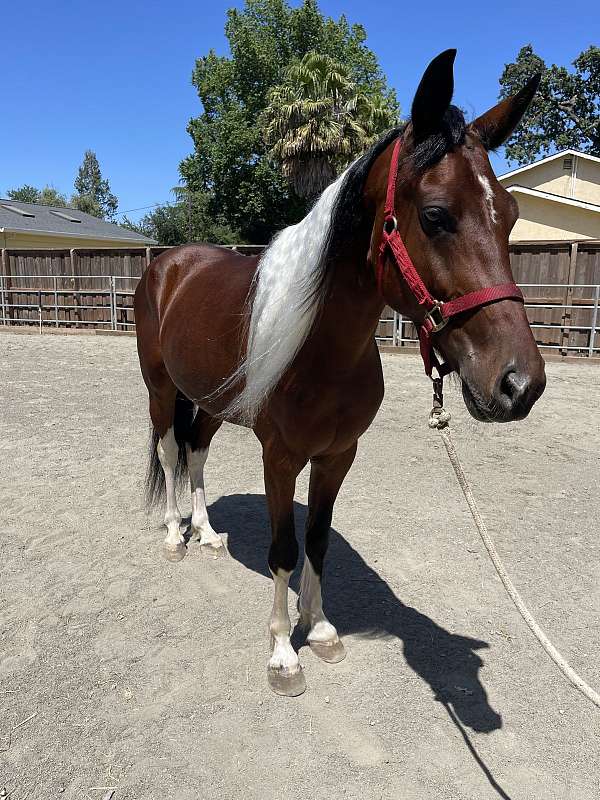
[263,440,306,696]
[149,388,188,563]
[299,443,357,663]
[186,409,225,557]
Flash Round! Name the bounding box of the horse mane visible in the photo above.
[219,107,466,425]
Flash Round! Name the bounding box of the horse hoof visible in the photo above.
[162,542,187,562]
[309,638,346,664]
[199,541,227,559]
[267,666,307,697]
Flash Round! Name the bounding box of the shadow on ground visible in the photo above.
[207,492,502,736]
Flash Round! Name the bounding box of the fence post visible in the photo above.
[589,285,600,358]
[69,249,80,326]
[1,249,8,325]
[53,275,59,327]
[561,242,578,355]
[0,270,5,326]
[110,276,116,330]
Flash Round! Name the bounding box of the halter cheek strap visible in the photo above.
[376,137,524,378]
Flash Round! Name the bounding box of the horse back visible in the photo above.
[134,243,257,407]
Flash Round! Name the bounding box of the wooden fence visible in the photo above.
[1,241,600,356]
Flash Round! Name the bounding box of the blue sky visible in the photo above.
[1,0,596,221]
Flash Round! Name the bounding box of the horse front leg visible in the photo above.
[299,444,357,663]
[262,440,306,697]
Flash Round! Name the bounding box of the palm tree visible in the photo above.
[262,52,394,199]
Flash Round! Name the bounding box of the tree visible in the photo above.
[263,52,395,198]
[6,184,68,206]
[71,150,118,220]
[122,189,241,246]
[39,186,68,207]
[499,45,600,165]
[7,185,42,203]
[181,0,398,242]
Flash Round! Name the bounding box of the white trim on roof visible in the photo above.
[499,149,600,181]
[506,185,600,213]
[0,226,156,244]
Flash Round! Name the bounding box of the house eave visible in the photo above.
[0,226,157,245]
[499,149,600,181]
[506,185,600,214]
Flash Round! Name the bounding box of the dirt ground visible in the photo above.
[1,330,600,800]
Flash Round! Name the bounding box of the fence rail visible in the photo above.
[2,241,600,357]
[377,282,600,357]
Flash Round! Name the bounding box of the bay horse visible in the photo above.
[134,50,546,697]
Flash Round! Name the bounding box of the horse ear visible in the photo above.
[472,74,541,150]
[411,49,456,144]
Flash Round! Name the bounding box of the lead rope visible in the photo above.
[428,380,600,710]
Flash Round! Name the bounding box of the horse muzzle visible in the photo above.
[462,361,546,422]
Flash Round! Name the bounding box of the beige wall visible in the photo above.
[0,231,151,249]
[510,192,600,241]
[574,158,600,204]
[500,154,600,205]
[500,158,572,196]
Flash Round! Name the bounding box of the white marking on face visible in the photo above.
[269,569,300,671]
[157,427,183,548]
[477,174,498,225]
[299,557,339,643]
[186,445,222,547]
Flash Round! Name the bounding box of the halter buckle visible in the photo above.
[424,302,447,333]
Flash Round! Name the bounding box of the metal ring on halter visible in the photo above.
[383,216,398,235]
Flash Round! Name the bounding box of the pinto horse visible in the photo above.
[134,50,546,697]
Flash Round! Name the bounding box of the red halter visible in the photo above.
[376,137,524,378]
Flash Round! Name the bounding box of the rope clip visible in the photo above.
[428,376,451,429]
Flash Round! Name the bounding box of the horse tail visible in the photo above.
[145,391,195,508]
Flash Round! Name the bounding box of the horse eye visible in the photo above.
[419,206,454,236]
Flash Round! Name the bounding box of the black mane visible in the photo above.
[323,105,467,270]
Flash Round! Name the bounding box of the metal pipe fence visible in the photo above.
[0,274,136,331]
[1,274,599,357]
[379,282,600,357]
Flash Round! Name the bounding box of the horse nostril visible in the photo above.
[501,370,530,404]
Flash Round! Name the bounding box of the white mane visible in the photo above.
[220,169,348,425]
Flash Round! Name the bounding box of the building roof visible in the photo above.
[505,184,600,214]
[0,199,156,244]
[498,149,600,182]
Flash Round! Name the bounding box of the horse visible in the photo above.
[134,49,546,697]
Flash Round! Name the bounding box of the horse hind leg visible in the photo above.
[146,384,193,562]
[186,409,226,557]
[157,426,187,562]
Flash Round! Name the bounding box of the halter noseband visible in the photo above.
[376,137,524,379]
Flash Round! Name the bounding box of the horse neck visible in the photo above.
[311,227,384,365]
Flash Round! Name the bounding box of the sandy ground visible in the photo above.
[1,330,600,800]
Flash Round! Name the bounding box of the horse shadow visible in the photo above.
[207,492,502,736]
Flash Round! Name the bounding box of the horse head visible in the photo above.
[368,50,546,422]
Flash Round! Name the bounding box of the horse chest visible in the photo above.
[270,358,384,456]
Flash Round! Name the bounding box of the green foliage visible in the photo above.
[263,52,396,198]
[38,186,68,207]
[6,184,68,207]
[6,185,41,203]
[71,150,118,220]
[122,190,241,246]
[500,45,600,165]
[181,0,398,242]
